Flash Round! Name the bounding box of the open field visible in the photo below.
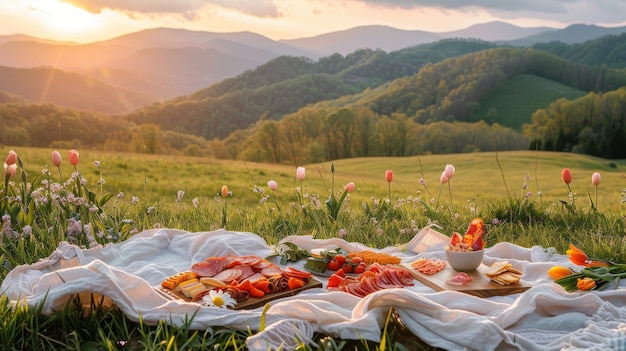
[12,147,626,215]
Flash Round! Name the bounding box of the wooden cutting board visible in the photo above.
[399,263,531,297]
[156,278,323,310]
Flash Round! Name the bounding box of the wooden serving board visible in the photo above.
[399,263,531,297]
[156,278,323,310]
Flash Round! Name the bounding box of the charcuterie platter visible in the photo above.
[157,255,322,310]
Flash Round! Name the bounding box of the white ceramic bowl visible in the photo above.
[445,249,484,272]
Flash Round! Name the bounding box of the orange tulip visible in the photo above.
[576,277,596,291]
[561,168,572,184]
[221,185,229,198]
[566,244,588,266]
[385,170,394,183]
[547,266,573,280]
[68,149,79,166]
[585,260,609,268]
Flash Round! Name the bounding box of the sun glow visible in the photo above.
[27,0,102,37]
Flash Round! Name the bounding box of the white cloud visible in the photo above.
[60,0,280,18]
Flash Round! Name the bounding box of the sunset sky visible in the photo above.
[1,0,626,43]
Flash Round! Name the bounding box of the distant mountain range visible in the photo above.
[1,21,626,114]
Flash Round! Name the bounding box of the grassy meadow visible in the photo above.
[1,146,626,350]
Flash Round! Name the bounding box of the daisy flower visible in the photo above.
[202,289,237,309]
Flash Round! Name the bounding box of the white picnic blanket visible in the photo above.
[1,228,625,351]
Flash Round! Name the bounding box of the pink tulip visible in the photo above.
[561,168,572,184]
[591,172,601,186]
[267,180,278,191]
[344,182,355,193]
[296,167,306,181]
[4,163,17,178]
[440,172,448,184]
[5,150,17,166]
[221,185,229,198]
[68,149,79,166]
[385,170,394,183]
[444,164,455,179]
[51,151,62,167]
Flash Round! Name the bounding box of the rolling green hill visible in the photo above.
[469,74,588,130]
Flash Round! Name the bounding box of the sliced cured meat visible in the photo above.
[225,255,264,268]
[283,267,313,280]
[261,266,283,277]
[445,272,473,286]
[191,257,227,277]
[251,260,274,271]
[236,263,255,281]
[213,268,243,283]
[246,272,265,284]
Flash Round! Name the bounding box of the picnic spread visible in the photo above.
[2,226,625,351]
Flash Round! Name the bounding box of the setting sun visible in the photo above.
[27,0,101,37]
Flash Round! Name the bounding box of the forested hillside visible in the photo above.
[123,39,497,140]
[525,87,626,159]
[0,103,209,155]
[533,32,626,68]
[2,37,626,161]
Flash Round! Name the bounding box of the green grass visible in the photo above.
[1,147,625,350]
[471,74,588,130]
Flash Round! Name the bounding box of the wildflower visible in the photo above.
[385,170,394,183]
[221,185,229,198]
[202,289,237,309]
[439,172,448,184]
[192,197,199,208]
[576,277,596,291]
[338,228,346,239]
[131,196,139,205]
[5,150,17,166]
[385,169,394,201]
[176,190,184,202]
[68,150,79,166]
[93,160,101,169]
[344,182,355,193]
[591,172,601,210]
[4,163,17,178]
[267,180,278,191]
[296,167,306,181]
[376,228,384,236]
[547,266,572,280]
[561,168,572,184]
[51,151,62,167]
[117,192,124,200]
[444,164,455,179]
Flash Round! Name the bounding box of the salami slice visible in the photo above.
[213,268,243,283]
[191,257,227,277]
[261,266,283,277]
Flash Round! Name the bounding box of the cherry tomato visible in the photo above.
[342,263,353,274]
[353,265,366,274]
[334,254,346,265]
[350,256,363,264]
[327,259,340,271]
